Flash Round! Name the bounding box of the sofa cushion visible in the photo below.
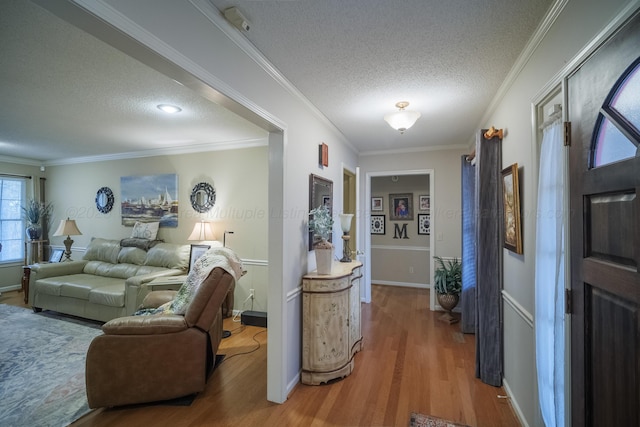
[83,238,120,264]
[117,247,147,265]
[89,283,127,307]
[35,274,123,301]
[84,261,141,279]
[144,243,189,270]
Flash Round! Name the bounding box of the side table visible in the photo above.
[24,240,48,265]
[147,275,188,291]
[22,265,31,304]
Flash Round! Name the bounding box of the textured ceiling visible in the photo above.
[0,0,267,163]
[209,0,554,153]
[0,0,554,163]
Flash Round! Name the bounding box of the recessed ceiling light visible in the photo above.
[157,104,182,114]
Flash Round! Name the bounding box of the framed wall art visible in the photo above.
[371,196,383,211]
[419,195,430,211]
[121,173,179,228]
[389,193,413,221]
[418,214,431,235]
[370,214,385,235]
[501,163,523,254]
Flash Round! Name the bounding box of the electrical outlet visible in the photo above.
[249,288,255,299]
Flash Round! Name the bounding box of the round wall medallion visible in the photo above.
[95,187,114,214]
[190,182,216,213]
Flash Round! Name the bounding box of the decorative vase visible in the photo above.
[26,224,42,240]
[314,240,333,275]
[436,293,460,324]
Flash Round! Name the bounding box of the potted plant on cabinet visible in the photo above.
[309,204,334,274]
[434,256,462,324]
[21,198,53,241]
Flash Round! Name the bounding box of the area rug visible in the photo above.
[410,412,471,427]
[0,304,103,427]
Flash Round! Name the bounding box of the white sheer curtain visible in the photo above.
[535,119,565,427]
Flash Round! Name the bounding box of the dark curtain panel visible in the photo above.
[474,130,503,387]
[460,156,476,334]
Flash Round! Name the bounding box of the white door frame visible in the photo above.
[363,169,435,309]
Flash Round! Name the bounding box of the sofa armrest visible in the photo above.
[29,260,88,303]
[30,260,87,278]
[124,269,185,314]
[139,290,177,309]
[102,314,187,335]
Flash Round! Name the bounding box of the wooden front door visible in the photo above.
[567,13,640,426]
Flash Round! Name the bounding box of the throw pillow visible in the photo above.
[131,221,159,240]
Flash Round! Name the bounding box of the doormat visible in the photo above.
[409,412,471,427]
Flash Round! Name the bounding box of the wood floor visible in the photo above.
[1,285,520,426]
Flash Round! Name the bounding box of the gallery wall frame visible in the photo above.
[418,214,431,235]
[418,195,430,211]
[501,163,523,254]
[370,214,385,235]
[389,193,413,221]
[371,196,383,211]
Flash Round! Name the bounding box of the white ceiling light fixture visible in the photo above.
[384,101,421,134]
[157,104,182,114]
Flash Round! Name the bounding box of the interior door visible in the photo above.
[567,13,640,426]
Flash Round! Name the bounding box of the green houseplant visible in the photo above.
[309,204,334,274]
[22,198,53,240]
[434,256,462,324]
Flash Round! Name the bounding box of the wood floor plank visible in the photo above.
[0,285,521,426]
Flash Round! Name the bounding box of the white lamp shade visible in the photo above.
[339,213,354,233]
[53,218,82,236]
[384,109,421,132]
[188,221,215,241]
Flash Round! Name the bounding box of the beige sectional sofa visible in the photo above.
[28,238,190,322]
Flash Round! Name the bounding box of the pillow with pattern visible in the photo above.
[131,221,160,240]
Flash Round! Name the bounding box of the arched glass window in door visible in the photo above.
[591,57,640,168]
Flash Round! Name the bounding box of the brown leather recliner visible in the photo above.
[85,267,234,408]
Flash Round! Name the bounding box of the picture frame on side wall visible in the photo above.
[501,163,523,254]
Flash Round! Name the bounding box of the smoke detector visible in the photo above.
[224,7,251,32]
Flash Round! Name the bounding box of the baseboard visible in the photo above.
[0,285,21,293]
[503,378,530,427]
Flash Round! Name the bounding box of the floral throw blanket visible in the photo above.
[135,247,244,316]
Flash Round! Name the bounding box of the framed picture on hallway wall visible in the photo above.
[371,197,383,211]
[389,193,413,221]
[501,163,523,254]
[370,215,385,235]
[417,214,431,235]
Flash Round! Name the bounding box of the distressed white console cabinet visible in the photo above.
[301,260,363,385]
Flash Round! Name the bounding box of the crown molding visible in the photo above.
[0,155,42,167]
[470,0,570,146]
[43,138,267,166]
[188,0,356,153]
